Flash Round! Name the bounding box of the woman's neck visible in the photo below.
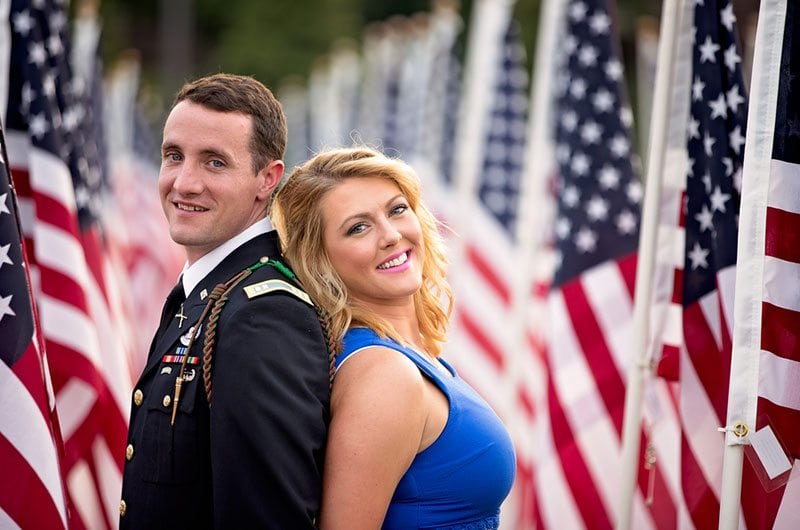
[357,298,421,347]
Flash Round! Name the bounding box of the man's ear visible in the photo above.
[257,159,285,200]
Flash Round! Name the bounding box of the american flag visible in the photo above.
[474,18,527,239]
[395,19,431,161]
[534,0,679,527]
[5,1,130,527]
[307,44,361,152]
[354,23,404,151]
[446,14,533,529]
[379,28,403,154]
[724,0,800,527]
[438,38,460,188]
[0,122,69,530]
[647,0,750,527]
[753,0,800,485]
[409,3,461,221]
[449,14,527,396]
[428,4,461,189]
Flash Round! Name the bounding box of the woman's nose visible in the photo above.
[380,222,401,247]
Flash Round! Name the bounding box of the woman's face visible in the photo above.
[320,176,424,311]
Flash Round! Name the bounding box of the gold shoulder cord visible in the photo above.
[170,257,336,427]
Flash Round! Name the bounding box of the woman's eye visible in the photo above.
[347,223,367,236]
[391,204,408,216]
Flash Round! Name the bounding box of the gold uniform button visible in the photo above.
[125,444,134,461]
[133,389,143,406]
[163,394,171,407]
[119,499,127,517]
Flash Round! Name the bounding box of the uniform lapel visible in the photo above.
[136,232,280,382]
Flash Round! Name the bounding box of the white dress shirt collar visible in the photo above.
[180,217,273,297]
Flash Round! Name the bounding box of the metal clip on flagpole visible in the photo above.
[718,421,749,438]
[616,0,683,528]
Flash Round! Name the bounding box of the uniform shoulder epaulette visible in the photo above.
[243,278,313,306]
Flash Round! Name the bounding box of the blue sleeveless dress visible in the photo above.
[337,328,516,530]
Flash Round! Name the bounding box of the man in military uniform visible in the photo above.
[119,73,330,529]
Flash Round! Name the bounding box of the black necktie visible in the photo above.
[153,278,186,347]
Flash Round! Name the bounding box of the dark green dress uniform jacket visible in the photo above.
[120,231,330,530]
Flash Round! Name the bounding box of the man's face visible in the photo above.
[159,100,274,264]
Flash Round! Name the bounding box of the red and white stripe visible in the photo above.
[539,252,681,529]
[663,191,739,529]
[758,158,800,461]
[447,200,542,530]
[8,131,129,530]
[1,333,68,530]
[449,201,516,392]
[645,169,694,530]
[516,174,687,530]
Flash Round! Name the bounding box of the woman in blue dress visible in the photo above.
[272,146,516,529]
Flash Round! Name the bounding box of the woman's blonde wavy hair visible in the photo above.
[271,147,453,356]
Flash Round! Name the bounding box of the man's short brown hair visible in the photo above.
[173,73,287,174]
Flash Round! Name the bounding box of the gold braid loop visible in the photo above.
[201,270,254,404]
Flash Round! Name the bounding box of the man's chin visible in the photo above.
[168,230,207,250]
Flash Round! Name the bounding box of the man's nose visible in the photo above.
[172,163,203,194]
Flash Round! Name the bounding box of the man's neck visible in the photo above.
[180,218,272,296]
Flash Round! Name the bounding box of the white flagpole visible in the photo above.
[718,448,745,530]
[719,1,787,528]
[0,0,12,126]
[616,0,685,527]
